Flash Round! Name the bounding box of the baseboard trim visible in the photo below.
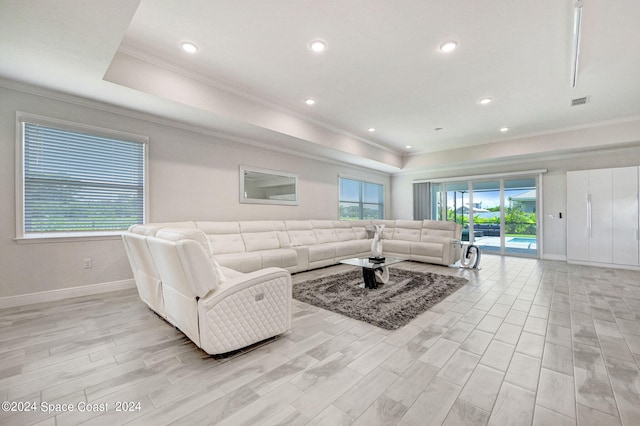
[0,279,136,310]
[567,260,640,271]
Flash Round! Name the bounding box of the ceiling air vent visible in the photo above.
[571,96,590,106]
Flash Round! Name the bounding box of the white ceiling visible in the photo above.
[1,0,640,173]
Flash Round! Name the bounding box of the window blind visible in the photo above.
[23,122,145,233]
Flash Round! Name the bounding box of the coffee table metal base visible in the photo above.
[362,267,380,289]
[339,257,407,290]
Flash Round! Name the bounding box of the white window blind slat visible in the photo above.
[23,122,145,234]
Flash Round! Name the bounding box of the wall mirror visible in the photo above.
[240,166,298,205]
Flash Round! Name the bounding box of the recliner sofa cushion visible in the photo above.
[332,221,357,241]
[411,241,444,257]
[392,220,422,242]
[197,221,246,254]
[314,228,338,243]
[259,248,298,269]
[239,221,283,252]
[421,220,459,240]
[285,220,318,245]
[242,231,281,251]
[156,229,226,284]
[347,220,370,239]
[128,224,164,236]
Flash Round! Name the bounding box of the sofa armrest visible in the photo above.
[199,267,291,306]
[197,267,292,354]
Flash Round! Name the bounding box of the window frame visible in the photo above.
[15,112,149,243]
[338,175,385,220]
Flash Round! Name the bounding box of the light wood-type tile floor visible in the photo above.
[2,255,640,425]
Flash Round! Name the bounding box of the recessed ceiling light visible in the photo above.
[368,128,376,132]
[478,97,493,105]
[305,98,316,105]
[405,145,412,149]
[180,41,199,54]
[309,40,327,53]
[500,127,510,132]
[439,41,458,53]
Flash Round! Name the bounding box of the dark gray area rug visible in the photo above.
[292,268,468,330]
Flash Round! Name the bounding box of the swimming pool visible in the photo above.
[508,237,536,243]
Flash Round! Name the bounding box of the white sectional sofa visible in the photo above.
[123,219,461,354]
[131,219,461,273]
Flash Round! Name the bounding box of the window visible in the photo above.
[17,113,147,239]
[339,177,384,220]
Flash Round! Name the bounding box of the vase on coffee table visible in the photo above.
[370,224,385,260]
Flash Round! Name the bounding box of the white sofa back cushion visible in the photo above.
[332,220,357,241]
[311,220,339,243]
[421,220,459,240]
[128,223,164,236]
[156,228,226,284]
[285,220,318,245]
[197,221,246,254]
[393,220,423,242]
[239,221,282,252]
[347,220,370,239]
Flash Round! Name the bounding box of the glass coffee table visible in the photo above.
[339,257,407,289]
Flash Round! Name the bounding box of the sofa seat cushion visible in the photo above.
[213,252,262,273]
[257,248,298,269]
[333,240,369,258]
[308,243,336,262]
[410,241,444,257]
[382,239,411,255]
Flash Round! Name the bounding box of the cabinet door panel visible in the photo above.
[567,170,589,261]
[612,167,639,266]
[589,169,613,263]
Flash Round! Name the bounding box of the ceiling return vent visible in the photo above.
[571,96,590,106]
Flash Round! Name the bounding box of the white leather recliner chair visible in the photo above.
[123,228,292,355]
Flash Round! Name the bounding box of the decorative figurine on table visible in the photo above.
[369,224,385,262]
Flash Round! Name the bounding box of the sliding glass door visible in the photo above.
[504,178,537,256]
[430,175,539,257]
[471,180,502,253]
[444,182,470,239]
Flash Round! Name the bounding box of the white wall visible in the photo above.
[392,145,640,260]
[0,84,390,300]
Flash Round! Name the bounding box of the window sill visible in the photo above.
[15,231,124,244]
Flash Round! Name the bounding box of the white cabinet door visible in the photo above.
[568,167,640,267]
[567,170,589,261]
[612,167,639,266]
[589,169,613,264]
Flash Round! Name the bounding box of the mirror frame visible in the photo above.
[239,166,299,206]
